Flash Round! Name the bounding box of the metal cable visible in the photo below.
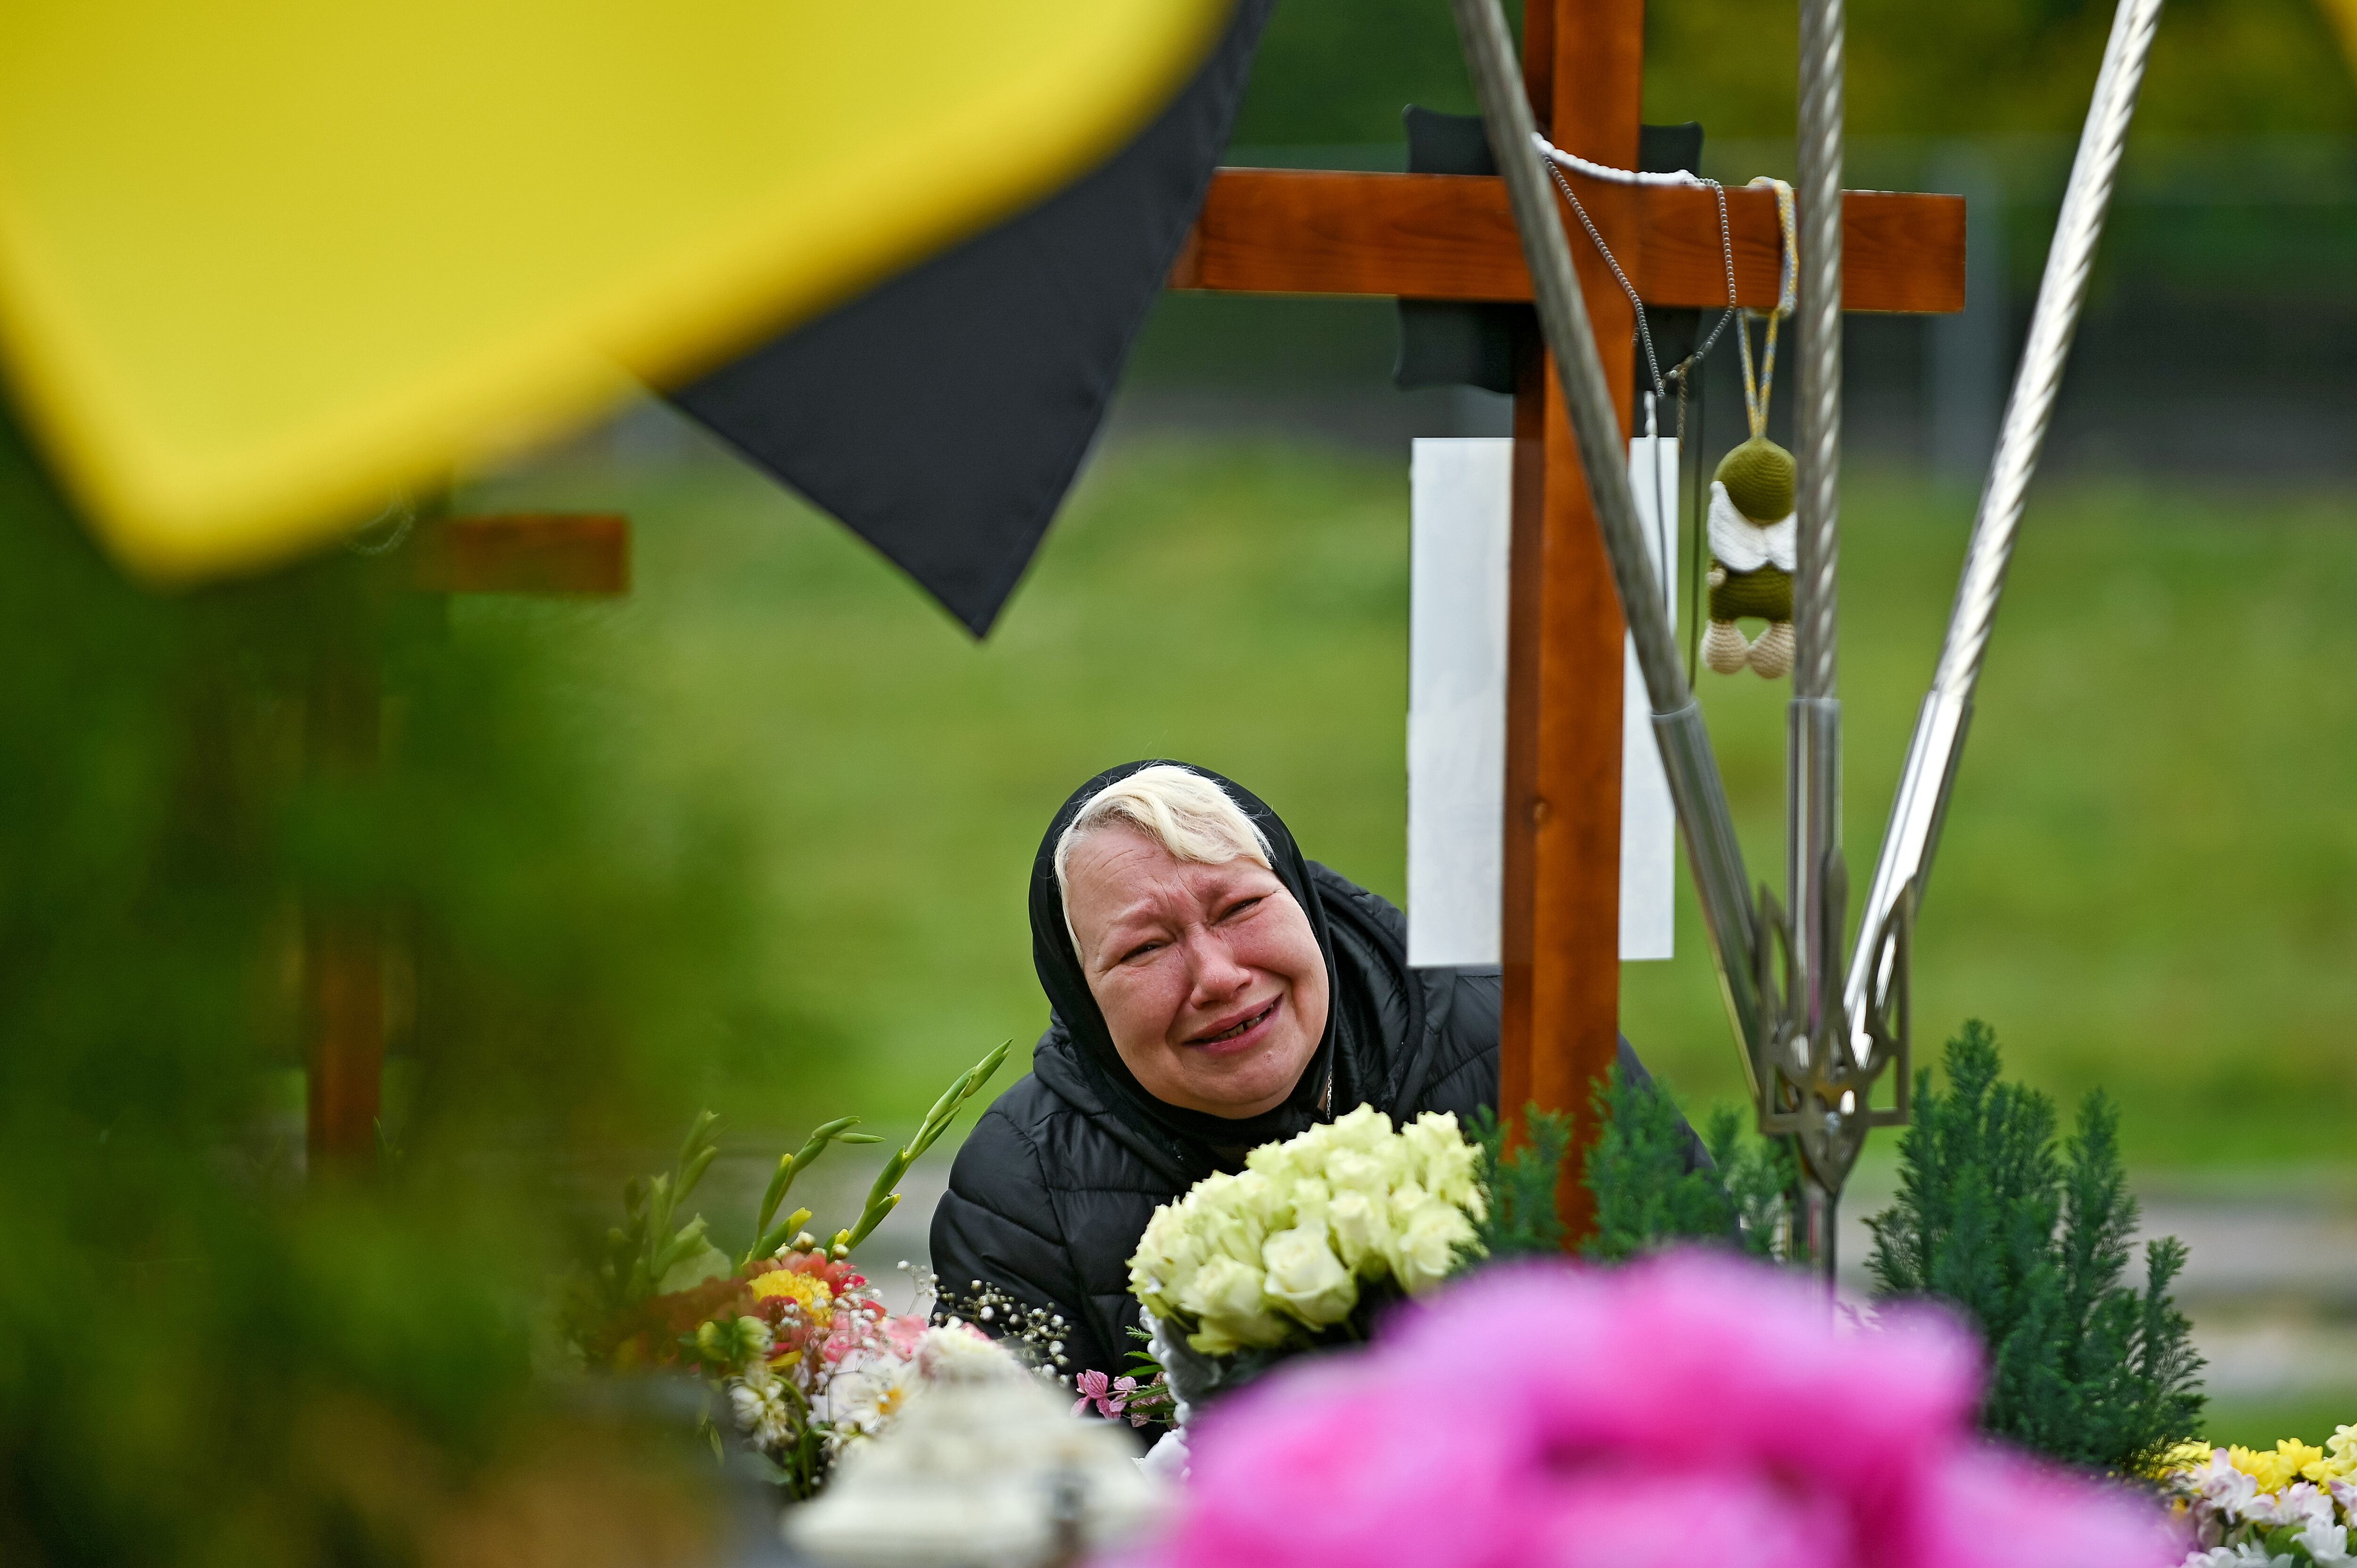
[1786,0,1850,1205]
[1545,162,1740,405]
[1845,0,2167,1035]
[1794,0,1845,703]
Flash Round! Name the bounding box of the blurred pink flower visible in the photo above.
[1180,1363,1520,1568]
[1525,1469,1852,1568]
[1131,1251,2184,1568]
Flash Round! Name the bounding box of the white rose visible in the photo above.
[1179,1255,1288,1354]
[1327,1187,1393,1275]
[1405,1113,1484,1210]
[1178,1252,1264,1322]
[1324,1148,1390,1198]
[1246,1129,1313,1182]
[1229,1168,1291,1232]
[1129,1206,1208,1316]
[1288,1175,1332,1230]
[1202,1193,1267,1267]
[1261,1221,1358,1328]
[1387,1196,1476,1295]
[1326,1104,1393,1154]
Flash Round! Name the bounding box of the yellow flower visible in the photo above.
[2276,1439,2327,1483]
[2228,1445,2287,1491]
[750,1268,833,1367]
[751,1268,833,1323]
[2330,1424,2357,1461]
[2230,1440,2325,1493]
[2303,1445,2357,1484]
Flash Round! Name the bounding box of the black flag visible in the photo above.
[671,0,1272,637]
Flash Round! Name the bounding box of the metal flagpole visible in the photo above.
[1786,0,1850,1287]
[1444,0,1767,1079]
[1844,0,2167,1043]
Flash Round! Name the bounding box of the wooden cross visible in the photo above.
[303,511,629,1175]
[1170,0,1964,1234]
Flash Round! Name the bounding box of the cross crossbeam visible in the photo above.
[1173,170,1963,312]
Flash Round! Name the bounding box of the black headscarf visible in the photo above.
[1029,761,1385,1172]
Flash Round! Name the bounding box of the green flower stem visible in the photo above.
[744,1117,882,1266]
[841,1041,1010,1252]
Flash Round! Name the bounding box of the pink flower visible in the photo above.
[1074,1369,1142,1420]
[1181,1362,1520,1568]
[1133,1252,2185,1568]
[1913,1445,2190,1568]
[879,1314,928,1357]
[1524,1469,1851,1568]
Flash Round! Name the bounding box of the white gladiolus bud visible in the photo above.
[1261,1221,1358,1327]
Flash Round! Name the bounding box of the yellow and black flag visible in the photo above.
[0,0,1232,582]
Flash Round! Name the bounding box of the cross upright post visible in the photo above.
[1499,0,1645,1244]
[1168,0,1964,1240]
[301,511,630,1177]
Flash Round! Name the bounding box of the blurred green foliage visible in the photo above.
[0,409,750,1563]
[1227,0,2357,145]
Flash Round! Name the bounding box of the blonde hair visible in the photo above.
[1054,765,1273,944]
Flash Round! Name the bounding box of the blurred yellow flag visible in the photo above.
[0,0,1228,580]
[2323,0,2357,70]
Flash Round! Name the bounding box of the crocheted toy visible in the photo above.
[1697,177,1799,681]
[1701,435,1797,678]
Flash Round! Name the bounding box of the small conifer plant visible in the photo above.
[1866,1021,2206,1475]
[1468,1104,1572,1260]
[1582,1065,1795,1264]
[1473,1070,1796,1265]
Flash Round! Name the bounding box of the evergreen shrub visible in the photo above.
[1468,1104,1572,1261]
[1473,1071,1794,1265]
[1582,1066,1794,1264]
[1866,1021,2206,1474]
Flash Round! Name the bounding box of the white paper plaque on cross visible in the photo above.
[1407,435,1677,967]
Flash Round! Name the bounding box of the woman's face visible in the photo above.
[1062,826,1329,1119]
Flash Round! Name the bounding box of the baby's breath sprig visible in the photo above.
[932,1275,1074,1381]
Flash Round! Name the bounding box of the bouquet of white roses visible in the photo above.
[1127,1105,1484,1360]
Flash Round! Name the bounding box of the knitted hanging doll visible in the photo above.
[1702,436,1797,677]
[1702,178,1798,681]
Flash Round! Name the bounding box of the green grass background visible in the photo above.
[460,426,2355,1174]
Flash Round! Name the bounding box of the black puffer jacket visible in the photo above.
[930,862,1498,1381]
